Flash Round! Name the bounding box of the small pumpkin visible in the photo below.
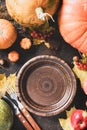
[58,0,87,54]
[8,51,19,62]
[6,0,59,28]
[20,38,32,50]
[0,19,17,49]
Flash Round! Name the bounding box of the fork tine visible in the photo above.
[6,84,16,94]
[6,83,41,130]
[4,75,16,94]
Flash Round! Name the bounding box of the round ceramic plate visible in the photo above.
[16,55,76,116]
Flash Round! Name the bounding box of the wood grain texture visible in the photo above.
[17,112,33,130]
[21,108,41,130]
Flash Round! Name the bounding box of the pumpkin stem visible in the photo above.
[35,7,55,22]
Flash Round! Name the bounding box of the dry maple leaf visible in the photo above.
[59,107,87,130]
[33,39,51,48]
[0,74,7,97]
[0,73,16,98]
[72,54,87,95]
[59,107,76,130]
[5,73,16,92]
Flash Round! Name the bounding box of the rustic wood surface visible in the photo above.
[0,1,87,130]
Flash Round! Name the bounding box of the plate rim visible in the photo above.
[16,55,77,116]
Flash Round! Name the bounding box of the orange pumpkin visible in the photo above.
[8,51,19,62]
[58,0,87,54]
[20,38,32,50]
[0,19,17,49]
[6,0,59,28]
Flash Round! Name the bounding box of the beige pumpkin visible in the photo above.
[6,0,59,28]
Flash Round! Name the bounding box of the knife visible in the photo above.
[4,95,33,130]
[5,90,41,130]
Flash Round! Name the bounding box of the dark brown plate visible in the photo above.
[16,55,76,116]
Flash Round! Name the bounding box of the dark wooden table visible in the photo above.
[0,1,87,130]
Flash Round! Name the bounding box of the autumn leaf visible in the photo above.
[72,54,87,95]
[5,73,16,93]
[59,107,76,130]
[33,39,51,48]
[33,39,45,45]
[44,42,50,48]
[0,73,16,98]
[0,74,7,97]
[73,63,87,85]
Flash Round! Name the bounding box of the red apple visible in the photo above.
[70,109,87,130]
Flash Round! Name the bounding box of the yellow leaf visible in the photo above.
[0,74,7,97]
[66,107,76,117]
[59,107,76,130]
[59,118,73,130]
[0,73,17,98]
[33,39,45,45]
[44,42,50,48]
[73,64,87,85]
[5,73,16,94]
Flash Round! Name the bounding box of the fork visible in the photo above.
[6,86,41,130]
[4,94,33,130]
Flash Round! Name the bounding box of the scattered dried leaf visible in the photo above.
[0,74,7,97]
[0,73,16,98]
[33,39,45,45]
[59,107,76,130]
[33,38,51,48]
[44,42,50,48]
[72,59,87,95]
